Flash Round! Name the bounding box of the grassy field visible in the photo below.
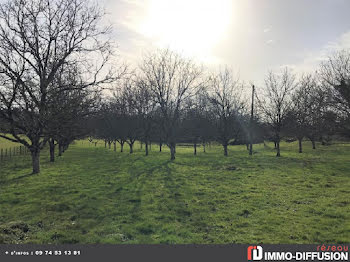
[0,136,21,150]
[0,140,349,244]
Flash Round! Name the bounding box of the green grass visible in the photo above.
[0,136,22,150]
[0,140,349,244]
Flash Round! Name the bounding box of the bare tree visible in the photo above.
[46,65,100,161]
[304,82,333,149]
[180,90,216,155]
[320,49,350,116]
[0,0,121,173]
[286,74,315,153]
[117,78,141,154]
[133,77,156,156]
[95,103,125,152]
[257,68,296,157]
[151,108,166,152]
[248,85,255,155]
[139,49,203,160]
[207,67,244,156]
[320,49,350,137]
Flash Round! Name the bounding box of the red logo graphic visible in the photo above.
[247,246,263,260]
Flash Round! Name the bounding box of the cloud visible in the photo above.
[263,27,271,33]
[266,39,275,45]
[277,30,350,75]
[324,31,350,53]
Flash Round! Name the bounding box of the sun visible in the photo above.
[140,0,233,61]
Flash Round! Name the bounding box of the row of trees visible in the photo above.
[93,50,349,160]
[93,62,251,160]
[0,0,349,174]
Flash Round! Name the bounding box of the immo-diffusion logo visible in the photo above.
[247,246,263,261]
[247,245,349,261]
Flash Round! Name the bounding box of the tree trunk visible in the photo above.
[58,144,63,156]
[298,138,303,153]
[108,141,111,149]
[145,141,149,156]
[49,139,55,162]
[276,141,281,157]
[170,143,176,160]
[223,144,228,156]
[311,139,316,149]
[63,143,69,153]
[203,142,206,153]
[249,84,255,156]
[31,149,40,174]
[274,141,277,149]
[194,142,197,155]
[120,142,124,152]
[113,141,116,152]
[104,140,107,148]
[129,143,133,154]
[246,143,249,150]
[159,142,162,152]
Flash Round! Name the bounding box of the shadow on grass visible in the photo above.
[107,158,173,219]
[0,172,35,185]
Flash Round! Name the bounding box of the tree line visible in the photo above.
[0,0,349,174]
[92,53,349,160]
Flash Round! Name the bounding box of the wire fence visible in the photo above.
[0,145,30,161]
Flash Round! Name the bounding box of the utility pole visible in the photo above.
[249,84,255,156]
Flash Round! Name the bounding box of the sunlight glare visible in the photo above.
[140,0,233,61]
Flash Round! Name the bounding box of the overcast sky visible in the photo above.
[103,0,350,85]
